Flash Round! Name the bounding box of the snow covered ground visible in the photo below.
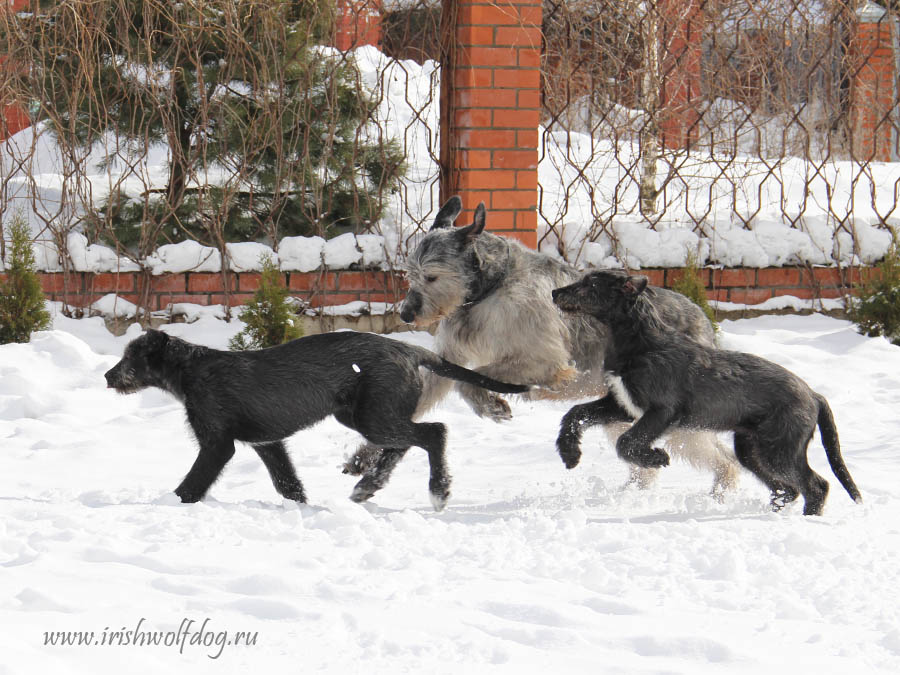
[1,309,899,673]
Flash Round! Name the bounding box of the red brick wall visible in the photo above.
[20,266,870,314]
[642,266,872,305]
[441,0,541,248]
[31,270,407,313]
[333,0,382,51]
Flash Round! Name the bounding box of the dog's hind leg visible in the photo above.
[791,429,829,516]
[414,422,451,511]
[733,431,800,512]
[354,422,450,511]
[799,465,829,516]
[343,370,453,478]
[252,441,306,503]
[175,435,236,503]
[350,448,409,504]
[342,442,383,476]
[557,395,632,469]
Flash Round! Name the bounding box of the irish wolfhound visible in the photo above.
[345,196,741,493]
[104,329,527,510]
[552,270,862,515]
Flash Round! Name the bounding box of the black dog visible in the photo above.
[551,271,862,515]
[104,329,528,510]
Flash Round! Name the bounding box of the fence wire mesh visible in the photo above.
[539,0,900,268]
[1,0,898,296]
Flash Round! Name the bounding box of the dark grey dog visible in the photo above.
[552,270,862,515]
[346,196,741,493]
[104,329,527,510]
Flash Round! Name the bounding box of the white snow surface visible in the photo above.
[0,310,898,673]
[224,242,277,273]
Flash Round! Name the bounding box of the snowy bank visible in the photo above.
[0,311,898,673]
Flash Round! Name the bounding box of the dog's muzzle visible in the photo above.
[399,292,422,324]
[104,365,130,391]
[552,288,580,313]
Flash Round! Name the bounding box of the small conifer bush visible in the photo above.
[848,242,900,346]
[229,257,303,351]
[0,212,51,344]
[671,251,718,331]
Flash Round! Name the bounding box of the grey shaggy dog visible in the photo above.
[552,270,862,515]
[104,329,527,510]
[345,196,741,493]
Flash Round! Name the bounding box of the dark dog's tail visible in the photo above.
[816,393,862,504]
[419,354,529,394]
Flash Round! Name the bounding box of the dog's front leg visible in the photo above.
[457,381,513,421]
[252,441,306,502]
[175,435,236,503]
[615,408,673,469]
[557,395,632,469]
[455,359,534,421]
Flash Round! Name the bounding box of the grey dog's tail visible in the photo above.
[418,353,529,394]
[816,393,862,504]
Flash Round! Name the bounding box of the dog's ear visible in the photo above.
[144,329,170,352]
[430,195,463,230]
[454,202,487,243]
[622,275,649,298]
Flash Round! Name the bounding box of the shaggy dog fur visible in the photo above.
[345,196,741,493]
[104,329,527,510]
[552,270,862,515]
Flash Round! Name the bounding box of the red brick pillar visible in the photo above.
[0,100,30,140]
[657,0,704,150]
[333,0,382,52]
[0,0,31,140]
[849,2,897,162]
[440,0,541,248]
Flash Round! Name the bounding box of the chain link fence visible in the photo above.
[1,0,898,302]
[539,0,899,269]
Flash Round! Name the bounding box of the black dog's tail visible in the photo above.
[816,393,862,504]
[418,353,529,394]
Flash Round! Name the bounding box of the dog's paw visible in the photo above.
[174,486,203,503]
[349,481,376,503]
[557,435,582,469]
[626,447,670,469]
[646,447,670,468]
[281,487,307,503]
[429,490,450,512]
[769,487,799,511]
[478,394,512,422]
[342,445,382,475]
[428,479,451,512]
